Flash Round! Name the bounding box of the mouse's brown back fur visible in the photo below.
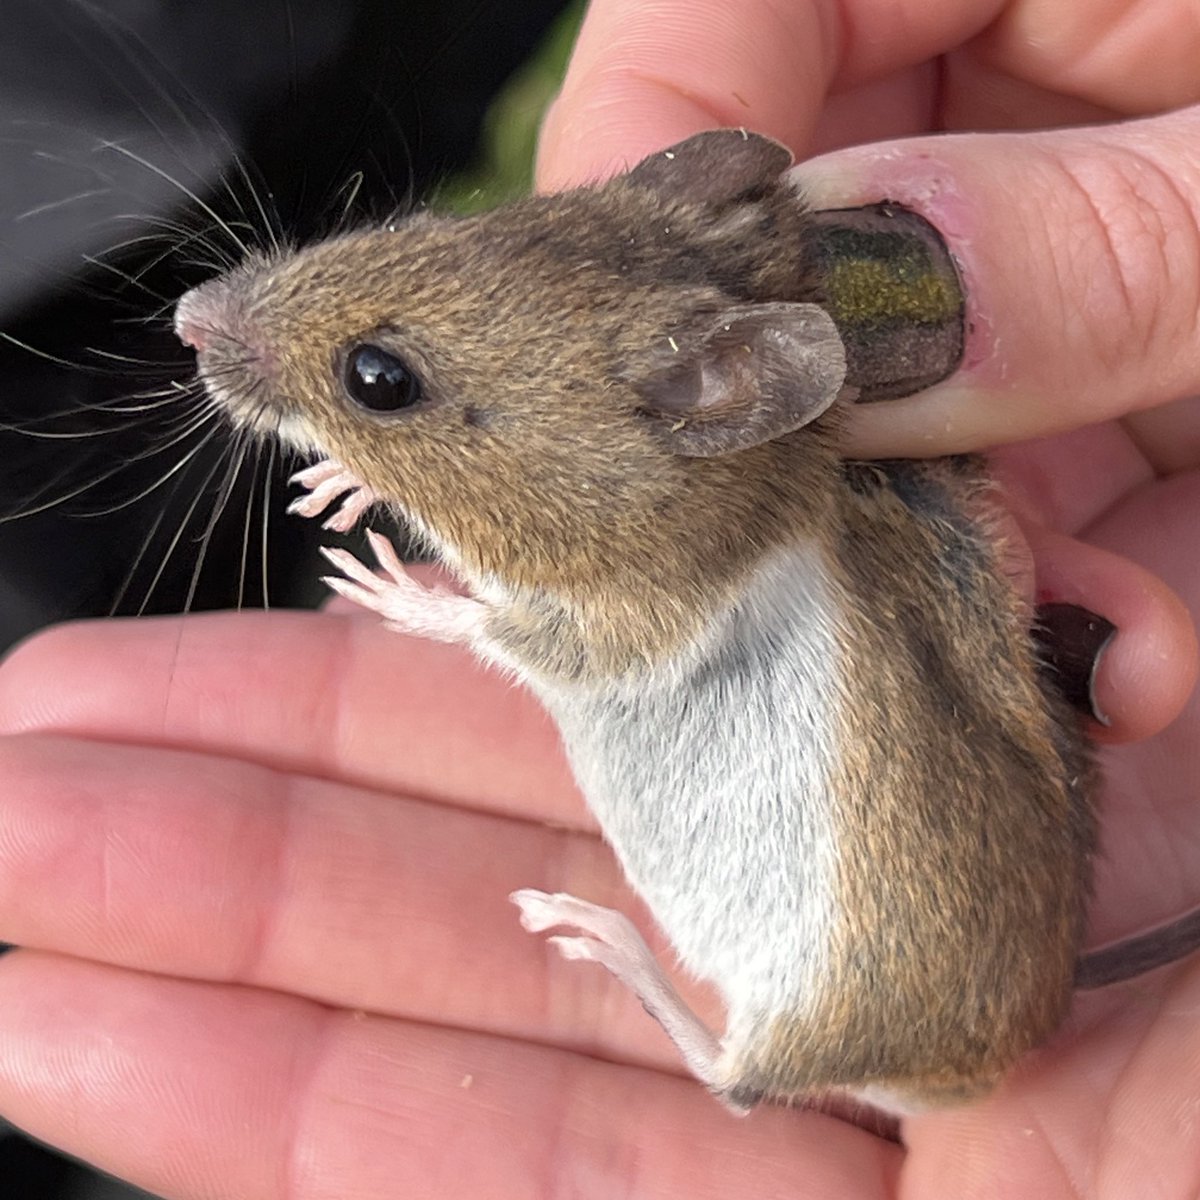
[729,458,1096,1107]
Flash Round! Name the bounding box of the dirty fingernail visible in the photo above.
[807,204,965,402]
[1032,603,1118,726]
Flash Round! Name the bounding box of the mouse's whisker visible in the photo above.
[107,496,173,617]
[68,413,224,518]
[34,208,235,290]
[79,251,173,306]
[357,73,418,217]
[102,393,193,414]
[132,435,226,615]
[82,0,283,254]
[13,186,113,224]
[0,330,98,374]
[0,375,198,437]
[101,214,240,274]
[100,223,232,296]
[124,391,218,438]
[84,346,186,370]
[58,380,203,422]
[108,417,228,615]
[261,437,276,610]
[96,139,250,259]
[89,228,193,259]
[0,410,172,440]
[0,399,221,523]
[237,440,264,611]
[332,171,366,234]
[63,1,269,259]
[182,428,251,613]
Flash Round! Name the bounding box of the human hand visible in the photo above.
[538,0,1200,740]
[541,5,1200,698]
[2,5,1199,1197]
[0,608,903,1198]
[539,0,1200,460]
[532,0,1200,1194]
[0,522,1196,1200]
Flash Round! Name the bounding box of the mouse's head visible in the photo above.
[175,130,849,600]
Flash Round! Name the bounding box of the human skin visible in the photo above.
[1,2,1200,1196]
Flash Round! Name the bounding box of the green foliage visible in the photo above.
[435,1,586,213]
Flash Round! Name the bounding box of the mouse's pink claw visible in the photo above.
[289,460,345,489]
[287,459,378,531]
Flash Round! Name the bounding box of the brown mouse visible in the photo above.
[173,128,1200,1116]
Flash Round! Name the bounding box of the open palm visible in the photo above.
[0,417,1196,1198]
[3,1,1200,1194]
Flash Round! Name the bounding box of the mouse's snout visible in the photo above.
[174,278,237,353]
[174,273,286,436]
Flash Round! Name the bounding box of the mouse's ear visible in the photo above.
[630,303,848,457]
[625,129,793,205]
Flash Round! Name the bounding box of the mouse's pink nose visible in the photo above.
[174,279,231,352]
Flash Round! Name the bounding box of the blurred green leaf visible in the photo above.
[434,1,585,213]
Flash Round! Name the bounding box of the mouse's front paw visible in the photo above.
[288,459,378,532]
[320,530,484,643]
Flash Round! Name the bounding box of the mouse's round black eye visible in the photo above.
[343,344,422,413]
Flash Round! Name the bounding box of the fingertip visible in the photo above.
[533,0,837,192]
[1093,586,1199,744]
[535,82,720,192]
[1027,527,1199,743]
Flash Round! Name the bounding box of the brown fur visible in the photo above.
[728,458,1096,1105]
[188,164,839,677]
[184,134,1110,1107]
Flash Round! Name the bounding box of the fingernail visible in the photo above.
[1032,603,1117,726]
[807,205,965,402]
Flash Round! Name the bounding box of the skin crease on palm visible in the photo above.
[1,0,1200,1196]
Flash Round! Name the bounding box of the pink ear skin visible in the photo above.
[632,302,849,457]
[625,128,794,205]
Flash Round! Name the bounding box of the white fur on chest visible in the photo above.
[531,543,847,1028]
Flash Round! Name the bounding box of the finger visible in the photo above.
[541,0,1200,187]
[0,609,582,825]
[1021,523,1199,741]
[988,424,1154,536]
[965,0,1200,119]
[990,430,1197,743]
[0,733,699,1071]
[985,428,1196,744]
[1121,393,1200,476]
[0,953,900,1200]
[803,106,1200,457]
[1077,471,1200,945]
[536,0,1002,189]
[804,66,943,156]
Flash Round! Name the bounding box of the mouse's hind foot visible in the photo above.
[510,888,749,1114]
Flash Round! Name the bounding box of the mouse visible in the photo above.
[172,127,1200,1117]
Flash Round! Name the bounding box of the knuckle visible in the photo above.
[1051,143,1200,375]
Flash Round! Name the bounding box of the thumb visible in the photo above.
[794,106,1200,457]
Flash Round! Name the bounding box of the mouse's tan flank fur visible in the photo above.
[176,128,1196,1116]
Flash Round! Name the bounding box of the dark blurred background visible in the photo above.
[0,0,576,1193]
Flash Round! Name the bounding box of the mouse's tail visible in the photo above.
[1075,907,1200,989]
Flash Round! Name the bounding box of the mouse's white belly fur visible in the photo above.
[533,542,846,1030]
